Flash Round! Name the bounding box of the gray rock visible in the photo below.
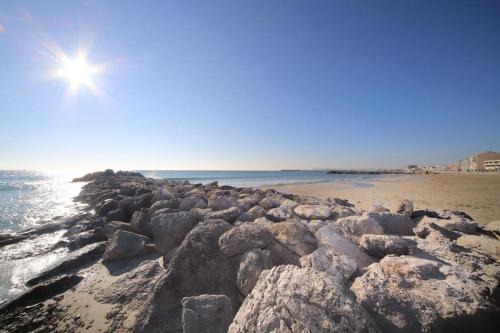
[315,225,375,268]
[103,230,150,261]
[350,255,499,333]
[396,199,414,215]
[103,220,135,238]
[280,199,299,209]
[333,215,384,242]
[182,294,234,333]
[265,206,292,222]
[300,247,358,282]
[219,223,273,257]
[259,196,281,210]
[329,205,355,220]
[238,205,266,222]
[149,199,180,215]
[130,209,152,238]
[179,195,207,211]
[151,211,197,254]
[152,187,174,203]
[133,220,240,333]
[190,207,213,220]
[237,249,272,296]
[208,195,235,211]
[267,221,317,257]
[228,265,381,333]
[237,196,260,211]
[294,204,331,220]
[358,234,409,258]
[303,219,327,233]
[366,212,415,235]
[205,206,241,222]
[96,199,118,217]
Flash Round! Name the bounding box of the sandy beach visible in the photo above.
[270,174,500,226]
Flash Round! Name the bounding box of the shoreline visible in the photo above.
[1,170,499,332]
[269,173,500,225]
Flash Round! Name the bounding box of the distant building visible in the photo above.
[484,159,500,171]
[458,158,470,172]
[445,163,459,171]
[476,151,500,171]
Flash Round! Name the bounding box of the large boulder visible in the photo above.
[259,196,281,210]
[366,212,415,235]
[237,196,260,212]
[300,248,358,282]
[103,230,150,261]
[219,223,273,257]
[103,220,135,238]
[96,199,118,217]
[205,206,241,222]
[179,195,207,211]
[151,212,197,254]
[130,209,153,238]
[182,294,234,333]
[315,225,375,268]
[152,187,174,203]
[133,220,240,333]
[149,199,180,215]
[228,265,381,333]
[267,221,317,256]
[333,215,384,242]
[351,256,499,333]
[207,195,235,211]
[237,249,272,296]
[265,206,293,222]
[294,204,331,220]
[238,205,266,222]
[358,234,409,258]
[118,193,153,220]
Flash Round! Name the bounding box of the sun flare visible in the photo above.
[52,51,103,93]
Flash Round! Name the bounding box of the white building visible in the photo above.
[484,160,500,171]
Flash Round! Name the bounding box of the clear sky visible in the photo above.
[1,1,499,171]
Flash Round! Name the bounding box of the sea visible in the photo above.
[0,170,378,233]
[0,169,378,304]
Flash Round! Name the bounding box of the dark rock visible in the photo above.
[219,223,273,257]
[96,199,118,217]
[104,220,135,238]
[205,206,241,222]
[358,234,409,258]
[151,211,198,254]
[130,209,153,238]
[103,230,150,261]
[132,220,240,333]
[182,294,234,333]
[237,249,272,296]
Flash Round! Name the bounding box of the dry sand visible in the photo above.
[271,174,500,226]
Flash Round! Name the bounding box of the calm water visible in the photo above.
[140,170,376,187]
[0,170,377,233]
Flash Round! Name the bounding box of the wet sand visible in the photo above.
[271,174,500,226]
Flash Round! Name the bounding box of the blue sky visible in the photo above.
[1,1,499,171]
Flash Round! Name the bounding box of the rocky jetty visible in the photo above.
[0,170,499,332]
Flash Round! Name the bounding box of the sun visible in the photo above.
[53,52,102,93]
